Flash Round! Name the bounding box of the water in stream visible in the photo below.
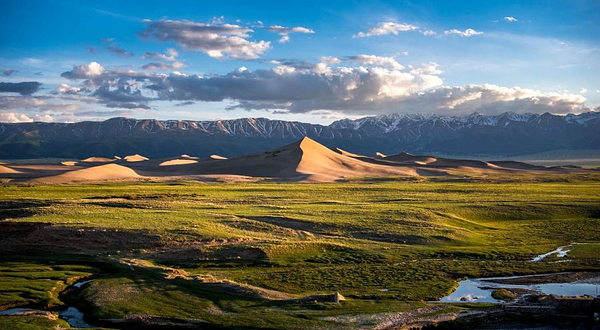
[441,273,600,303]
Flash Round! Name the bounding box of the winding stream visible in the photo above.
[441,273,600,303]
[0,278,94,328]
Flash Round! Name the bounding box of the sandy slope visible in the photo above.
[0,165,21,174]
[30,163,141,184]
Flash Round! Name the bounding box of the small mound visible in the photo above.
[81,157,114,163]
[124,154,149,162]
[375,152,387,158]
[180,154,199,159]
[30,163,141,184]
[208,155,227,160]
[0,165,21,174]
[159,159,199,166]
[113,156,122,160]
[61,161,78,166]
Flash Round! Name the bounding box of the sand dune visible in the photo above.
[1,136,591,184]
[159,159,199,166]
[384,152,438,165]
[0,165,21,174]
[31,163,141,184]
[193,137,417,182]
[124,154,149,162]
[375,152,387,158]
[81,157,114,163]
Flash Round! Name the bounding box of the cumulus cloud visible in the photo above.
[2,69,19,76]
[319,56,341,64]
[61,62,105,79]
[54,60,587,117]
[141,61,185,71]
[346,55,404,70]
[0,82,42,95]
[143,48,179,61]
[139,19,271,60]
[409,62,443,75]
[106,44,134,57]
[422,30,437,36]
[60,62,154,109]
[504,16,518,22]
[444,29,483,37]
[0,112,35,123]
[353,22,418,38]
[265,25,315,43]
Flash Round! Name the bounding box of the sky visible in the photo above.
[0,0,599,124]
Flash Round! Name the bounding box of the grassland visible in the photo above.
[1,175,599,329]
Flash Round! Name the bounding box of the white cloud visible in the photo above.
[444,29,483,37]
[504,16,518,22]
[347,54,404,70]
[580,88,587,94]
[319,56,341,64]
[410,62,443,75]
[142,61,186,71]
[422,30,437,36]
[61,62,105,79]
[53,60,588,118]
[265,25,315,44]
[139,19,271,60]
[143,48,179,61]
[353,22,418,38]
[0,112,34,123]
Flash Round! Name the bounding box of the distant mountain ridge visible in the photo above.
[1,111,599,159]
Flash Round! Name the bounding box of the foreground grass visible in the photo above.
[0,176,599,328]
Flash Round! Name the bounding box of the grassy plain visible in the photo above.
[1,174,599,329]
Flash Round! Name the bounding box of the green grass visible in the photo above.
[0,177,599,329]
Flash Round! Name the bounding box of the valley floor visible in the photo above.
[0,176,599,329]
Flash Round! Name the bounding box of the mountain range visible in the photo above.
[1,111,599,159]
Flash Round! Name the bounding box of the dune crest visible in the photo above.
[81,157,114,163]
[159,159,199,166]
[124,154,149,162]
[31,164,141,184]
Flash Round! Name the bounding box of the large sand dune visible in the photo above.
[0,137,592,184]
[192,137,417,181]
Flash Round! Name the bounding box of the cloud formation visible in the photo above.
[504,16,518,22]
[0,82,43,95]
[106,44,134,57]
[61,62,105,79]
[353,22,418,38]
[265,25,315,43]
[143,48,179,61]
[49,59,588,118]
[444,29,483,37]
[346,55,404,70]
[139,19,271,59]
[2,69,19,76]
[142,61,185,71]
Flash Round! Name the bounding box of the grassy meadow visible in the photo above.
[1,175,599,329]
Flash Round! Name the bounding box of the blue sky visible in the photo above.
[1,0,599,124]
